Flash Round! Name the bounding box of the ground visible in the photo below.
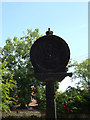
[2,110,45,118]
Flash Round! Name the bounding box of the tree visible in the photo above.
[0,61,16,112]
[1,29,43,109]
[69,58,90,89]
[65,86,90,113]
[56,85,90,119]
[56,58,90,118]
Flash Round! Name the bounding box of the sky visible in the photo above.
[1,1,89,92]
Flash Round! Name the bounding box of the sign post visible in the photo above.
[30,28,72,120]
[46,81,57,120]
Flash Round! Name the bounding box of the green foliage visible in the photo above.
[56,91,66,118]
[1,29,44,109]
[69,58,90,89]
[0,61,16,112]
[66,86,90,113]
[33,84,46,112]
[56,58,90,118]
[1,28,60,111]
[56,86,90,118]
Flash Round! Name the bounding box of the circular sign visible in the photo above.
[30,35,70,73]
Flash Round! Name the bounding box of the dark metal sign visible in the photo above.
[30,34,70,74]
[30,28,72,120]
